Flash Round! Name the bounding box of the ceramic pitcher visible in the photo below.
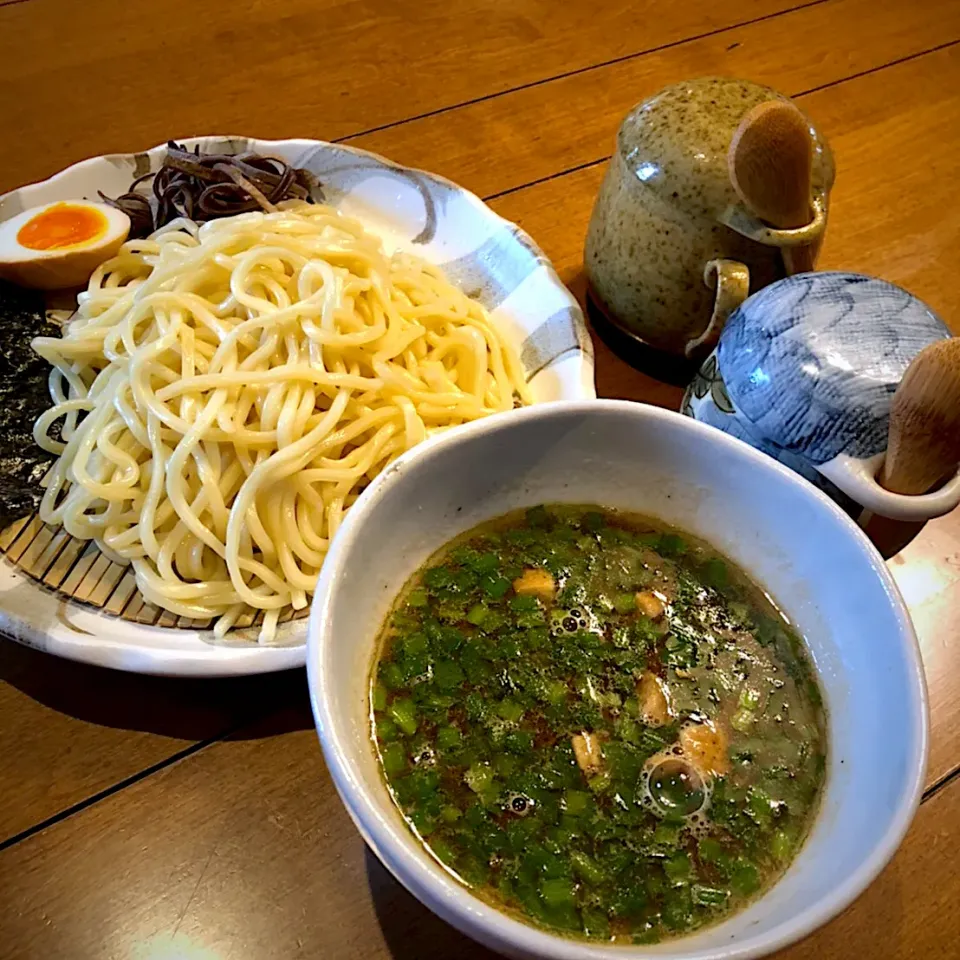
[585,77,834,360]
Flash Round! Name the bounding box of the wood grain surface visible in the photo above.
[347,0,960,204]
[0,705,957,959]
[1,0,959,956]
[0,0,806,196]
[0,641,304,840]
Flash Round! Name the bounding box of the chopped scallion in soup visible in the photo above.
[371,505,826,943]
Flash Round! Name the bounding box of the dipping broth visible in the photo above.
[370,505,826,944]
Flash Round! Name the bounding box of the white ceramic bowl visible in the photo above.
[307,400,928,960]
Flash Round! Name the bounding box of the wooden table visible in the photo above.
[1,1,959,956]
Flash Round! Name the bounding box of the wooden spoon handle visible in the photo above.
[728,99,813,229]
[881,338,960,495]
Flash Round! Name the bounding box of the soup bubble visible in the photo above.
[649,758,705,816]
[639,751,713,825]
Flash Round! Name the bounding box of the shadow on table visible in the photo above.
[366,847,500,960]
[0,637,312,740]
[564,270,687,408]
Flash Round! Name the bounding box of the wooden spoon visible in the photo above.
[728,99,817,274]
[881,338,960,495]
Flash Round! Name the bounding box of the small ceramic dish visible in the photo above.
[308,400,927,960]
[0,137,594,676]
[682,271,958,521]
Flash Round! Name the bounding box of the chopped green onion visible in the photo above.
[380,742,407,776]
[540,877,576,908]
[378,661,404,690]
[772,828,794,861]
[430,837,458,864]
[663,851,692,883]
[433,660,465,691]
[571,850,606,885]
[505,730,534,755]
[464,762,496,795]
[731,708,756,733]
[481,574,512,599]
[747,786,775,828]
[614,592,636,615]
[656,533,687,557]
[661,888,693,929]
[542,680,569,705]
[436,725,462,751]
[588,770,612,794]
[388,698,418,736]
[581,511,605,533]
[495,754,518,777]
[692,884,729,907]
[510,594,538,612]
[466,603,488,626]
[496,699,525,723]
[697,837,725,863]
[376,718,399,742]
[406,587,428,607]
[581,908,611,939]
[730,858,761,897]
[440,805,462,824]
[653,822,682,847]
[526,505,551,528]
[562,789,591,816]
[700,558,728,590]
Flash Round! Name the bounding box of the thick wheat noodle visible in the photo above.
[32,203,530,642]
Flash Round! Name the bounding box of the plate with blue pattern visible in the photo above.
[0,137,595,676]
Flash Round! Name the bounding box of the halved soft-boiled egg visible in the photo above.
[0,200,130,290]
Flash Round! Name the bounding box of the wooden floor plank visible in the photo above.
[347,0,960,206]
[0,0,817,194]
[0,0,956,954]
[0,705,956,960]
[0,640,304,841]
[2,9,959,844]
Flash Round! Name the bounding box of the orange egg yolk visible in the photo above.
[16,203,108,251]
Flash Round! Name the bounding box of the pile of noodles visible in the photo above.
[32,201,530,641]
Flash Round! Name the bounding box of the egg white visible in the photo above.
[0,200,131,290]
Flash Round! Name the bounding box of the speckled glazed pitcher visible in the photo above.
[585,78,834,360]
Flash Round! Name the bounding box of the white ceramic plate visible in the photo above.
[0,136,595,676]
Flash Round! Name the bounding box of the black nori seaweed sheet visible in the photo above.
[0,281,62,529]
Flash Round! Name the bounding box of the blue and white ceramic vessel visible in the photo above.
[682,272,960,521]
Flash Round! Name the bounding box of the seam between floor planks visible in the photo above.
[0,728,240,853]
[0,2,830,146]
[330,0,832,145]
[480,36,960,204]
